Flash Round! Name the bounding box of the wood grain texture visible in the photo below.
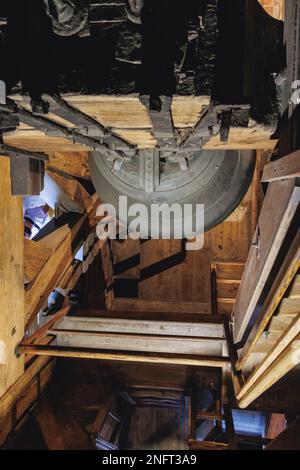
[18,344,230,368]
[47,152,90,179]
[262,150,300,182]
[5,95,276,151]
[0,356,52,419]
[24,239,52,284]
[0,359,54,446]
[0,157,25,397]
[25,215,87,327]
[35,395,94,450]
[112,298,211,315]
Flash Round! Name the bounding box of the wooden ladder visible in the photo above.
[188,375,238,451]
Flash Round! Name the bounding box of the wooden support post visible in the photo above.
[210,264,218,316]
[0,157,25,397]
[223,404,238,450]
[188,375,197,441]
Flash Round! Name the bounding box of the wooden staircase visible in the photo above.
[211,262,245,316]
[250,273,300,369]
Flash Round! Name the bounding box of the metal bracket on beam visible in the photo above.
[44,94,136,153]
[4,97,137,160]
[140,95,176,149]
[180,105,219,148]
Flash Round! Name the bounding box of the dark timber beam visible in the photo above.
[262,150,300,182]
[266,419,300,450]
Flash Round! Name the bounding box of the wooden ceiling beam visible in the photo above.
[4,95,277,152]
[17,344,230,368]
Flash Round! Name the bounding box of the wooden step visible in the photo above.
[217,298,235,316]
[197,411,223,422]
[189,440,229,451]
[50,329,225,356]
[216,280,241,300]
[277,298,300,317]
[56,316,225,338]
[252,331,282,354]
[268,314,298,332]
[289,275,300,298]
[212,262,245,281]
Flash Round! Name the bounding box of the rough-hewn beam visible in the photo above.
[4,96,277,152]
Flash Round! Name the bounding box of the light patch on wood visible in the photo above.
[0,341,7,365]
[258,0,285,20]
